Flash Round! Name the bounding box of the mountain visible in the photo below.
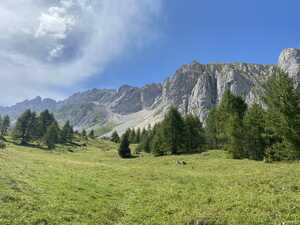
[1,48,300,135]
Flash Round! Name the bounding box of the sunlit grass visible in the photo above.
[0,139,299,225]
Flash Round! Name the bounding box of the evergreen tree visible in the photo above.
[111,131,120,143]
[135,128,141,143]
[184,114,206,152]
[263,70,300,160]
[225,114,246,159]
[151,128,165,156]
[37,110,55,138]
[0,115,10,137]
[162,107,185,154]
[43,122,59,150]
[13,110,38,144]
[243,104,266,160]
[217,90,247,148]
[81,129,87,140]
[88,130,95,139]
[60,121,73,143]
[118,133,131,158]
[205,108,219,149]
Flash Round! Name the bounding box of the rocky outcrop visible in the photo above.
[279,48,300,83]
[1,48,300,134]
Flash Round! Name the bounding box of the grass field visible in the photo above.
[0,139,300,225]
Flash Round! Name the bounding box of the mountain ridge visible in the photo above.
[1,48,300,135]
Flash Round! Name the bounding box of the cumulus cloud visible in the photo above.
[0,0,162,105]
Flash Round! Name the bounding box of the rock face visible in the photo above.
[1,48,300,134]
[279,48,300,83]
[160,62,275,120]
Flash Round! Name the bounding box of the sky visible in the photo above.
[0,0,300,106]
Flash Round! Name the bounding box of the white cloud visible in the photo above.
[0,0,162,105]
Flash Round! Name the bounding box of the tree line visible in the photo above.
[115,70,300,162]
[114,107,206,158]
[9,109,95,149]
[205,70,300,162]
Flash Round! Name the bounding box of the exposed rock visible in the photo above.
[278,48,300,83]
[1,48,300,134]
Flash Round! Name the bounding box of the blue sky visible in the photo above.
[83,0,300,91]
[0,0,299,105]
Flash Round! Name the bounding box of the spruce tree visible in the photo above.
[88,130,95,139]
[13,110,37,144]
[43,122,59,150]
[151,129,165,156]
[0,116,10,137]
[81,129,87,140]
[118,133,131,158]
[37,110,55,138]
[217,90,247,148]
[60,121,73,143]
[184,114,206,152]
[243,104,266,160]
[225,114,246,159]
[263,70,300,160]
[205,108,219,149]
[111,131,120,143]
[162,107,185,154]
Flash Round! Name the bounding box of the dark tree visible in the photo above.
[205,108,219,149]
[60,121,74,143]
[13,110,38,144]
[243,104,266,160]
[88,130,95,139]
[43,122,59,150]
[263,70,300,160]
[37,110,55,138]
[118,133,131,158]
[184,114,206,152]
[162,107,185,154]
[111,131,120,143]
[0,115,10,137]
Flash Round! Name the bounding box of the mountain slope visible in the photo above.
[1,48,300,134]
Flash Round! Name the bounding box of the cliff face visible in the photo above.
[160,62,276,121]
[1,48,300,134]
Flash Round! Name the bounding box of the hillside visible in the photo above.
[0,141,299,225]
[1,48,300,135]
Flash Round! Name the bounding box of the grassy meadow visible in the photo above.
[0,139,300,225]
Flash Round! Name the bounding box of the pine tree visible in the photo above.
[118,133,131,158]
[217,90,247,148]
[81,129,87,140]
[162,107,185,154]
[60,121,73,143]
[43,122,59,150]
[184,114,206,153]
[151,129,165,156]
[263,70,300,160]
[111,131,120,143]
[205,108,219,149]
[13,110,38,144]
[88,130,95,139]
[1,115,10,137]
[225,114,246,159]
[37,110,55,139]
[135,128,141,143]
[243,104,266,160]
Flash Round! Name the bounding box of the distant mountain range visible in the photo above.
[1,48,300,135]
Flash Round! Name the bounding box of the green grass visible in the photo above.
[0,140,300,225]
